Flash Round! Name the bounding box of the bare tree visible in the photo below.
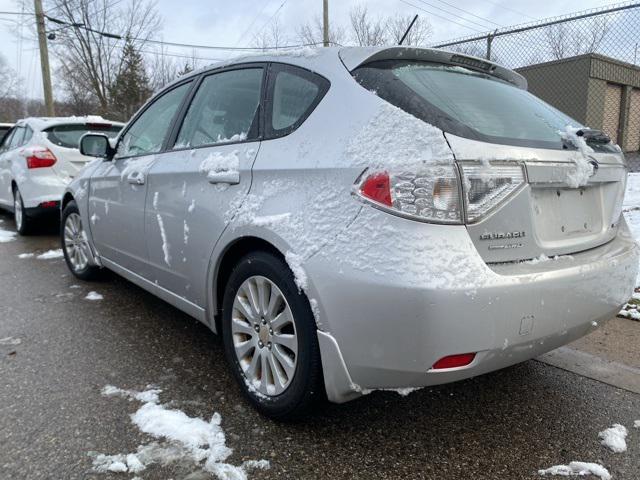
[252,18,287,50]
[349,4,387,46]
[45,0,161,115]
[0,54,19,100]
[385,14,432,46]
[545,17,609,60]
[297,15,347,46]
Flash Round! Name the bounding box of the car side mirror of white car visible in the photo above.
[80,133,114,160]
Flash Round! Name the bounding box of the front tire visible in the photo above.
[221,251,323,420]
[13,187,33,235]
[61,200,101,280]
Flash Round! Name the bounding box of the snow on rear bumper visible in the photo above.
[308,208,638,402]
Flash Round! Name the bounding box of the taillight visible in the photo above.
[460,164,525,222]
[26,148,57,169]
[356,165,462,224]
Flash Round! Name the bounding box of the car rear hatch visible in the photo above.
[346,47,627,263]
[43,121,122,178]
[447,134,626,263]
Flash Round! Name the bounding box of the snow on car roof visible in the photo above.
[18,116,124,131]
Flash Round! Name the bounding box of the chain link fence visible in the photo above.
[433,2,640,171]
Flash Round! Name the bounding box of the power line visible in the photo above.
[44,12,322,50]
[430,0,503,27]
[252,0,289,39]
[476,0,536,21]
[398,0,484,32]
[234,0,276,47]
[412,0,499,30]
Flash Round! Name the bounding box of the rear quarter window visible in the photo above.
[266,64,329,138]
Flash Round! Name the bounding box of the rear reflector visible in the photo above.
[359,171,392,206]
[26,148,57,169]
[432,353,476,370]
[39,201,58,209]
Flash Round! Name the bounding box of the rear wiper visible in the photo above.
[576,128,610,144]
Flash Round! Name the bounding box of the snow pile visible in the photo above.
[37,249,64,259]
[0,227,16,243]
[93,385,270,479]
[634,420,640,429]
[85,291,104,301]
[17,253,34,258]
[559,126,596,188]
[346,102,453,172]
[538,461,611,480]
[598,424,627,453]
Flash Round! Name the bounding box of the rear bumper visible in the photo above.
[15,172,68,209]
[308,208,639,403]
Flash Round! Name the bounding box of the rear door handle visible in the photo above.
[127,171,145,185]
[206,170,240,185]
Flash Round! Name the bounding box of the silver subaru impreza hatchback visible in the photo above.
[62,46,638,419]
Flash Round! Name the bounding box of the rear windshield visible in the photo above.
[353,60,589,151]
[45,124,121,149]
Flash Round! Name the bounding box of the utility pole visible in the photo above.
[322,0,329,47]
[34,0,55,116]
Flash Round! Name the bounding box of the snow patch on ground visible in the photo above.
[93,385,270,479]
[0,336,21,346]
[85,291,104,301]
[17,253,34,258]
[37,249,64,259]
[0,227,17,243]
[538,461,611,479]
[598,424,627,453]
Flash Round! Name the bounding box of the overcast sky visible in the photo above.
[0,0,624,100]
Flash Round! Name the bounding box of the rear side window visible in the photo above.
[118,81,192,158]
[266,64,329,137]
[353,60,586,150]
[175,68,263,149]
[45,124,120,149]
[8,127,25,149]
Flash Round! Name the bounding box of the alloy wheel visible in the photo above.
[63,213,91,272]
[231,275,298,396]
[13,192,22,231]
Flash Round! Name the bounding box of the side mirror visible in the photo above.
[80,133,113,159]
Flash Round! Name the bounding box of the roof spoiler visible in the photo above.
[339,46,527,90]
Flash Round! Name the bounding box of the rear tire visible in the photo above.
[13,187,33,235]
[221,250,324,420]
[61,200,101,281]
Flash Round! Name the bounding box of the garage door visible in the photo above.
[625,88,640,153]
[602,83,622,145]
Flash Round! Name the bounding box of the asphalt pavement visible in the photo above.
[1,210,640,480]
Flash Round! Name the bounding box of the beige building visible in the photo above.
[517,53,640,155]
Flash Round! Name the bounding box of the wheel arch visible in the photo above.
[211,236,285,334]
[61,192,75,211]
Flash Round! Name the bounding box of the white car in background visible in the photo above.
[0,117,123,234]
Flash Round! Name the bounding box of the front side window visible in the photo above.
[175,68,263,149]
[353,60,588,150]
[118,81,192,158]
